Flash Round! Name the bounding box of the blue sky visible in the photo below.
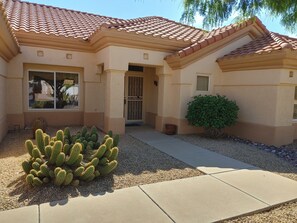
[23,0,294,37]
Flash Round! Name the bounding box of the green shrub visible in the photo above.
[22,126,119,187]
[186,95,239,137]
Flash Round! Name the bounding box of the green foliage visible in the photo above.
[49,141,62,165]
[32,148,42,159]
[66,143,81,166]
[113,134,120,147]
[109,147,119,161]
[98,160,118,176]
[22,161,31,174]
[56,130,64,142]
[181,0,297,32]
[25,140,34,156]
[22,127,119,187]
[35,129,45,155]
[186,95,239,137]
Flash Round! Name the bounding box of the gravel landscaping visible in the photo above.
[175,134,297,223]
[0,127,202,212]
[2,126,297,222]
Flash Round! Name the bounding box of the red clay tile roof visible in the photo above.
[166,17,269,59]
[3,0,296,62]
[92,16,205,42]
[0,0,19,47]
[218,32,297,60]
[3,0,205,43]
[3,0,124,39]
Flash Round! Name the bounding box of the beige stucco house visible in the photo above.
[1,0,297,146]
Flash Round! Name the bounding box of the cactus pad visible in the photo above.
[35,129,45,155]
[56,130,64,142]
[32,148,42,159]
[93,144,107,159]
[80,166,95,181]
[74,166,84,177]
[22,161,32,174]
[54,169,66,186]
[22,127,119,187]
[26,174,34,185]
[66,143,81,165]
[98,160,118,176]
[109,147,119,161]
[56,153,66,166]
[25,140,34,156]
[49,141,62,164]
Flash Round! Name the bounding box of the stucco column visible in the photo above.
[155,73,170,132]
[104,69,126,134]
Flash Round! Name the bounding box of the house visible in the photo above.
[0,0,297,147]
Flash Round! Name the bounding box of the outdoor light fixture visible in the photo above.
[96,64,104,83]
[289,71,294,78]
[66,53,72,59]
[96,64,104,75]
[143,53,149,60]
[37,50,44,57]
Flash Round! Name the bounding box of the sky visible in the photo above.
[22,0,295,37]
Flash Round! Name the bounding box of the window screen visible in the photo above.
[197,76,209,91]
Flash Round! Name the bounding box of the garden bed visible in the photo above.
[0,127,202,211]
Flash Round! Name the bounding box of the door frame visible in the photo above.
[124,71,145,124]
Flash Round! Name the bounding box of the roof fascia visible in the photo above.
[166,25,262,70]
[14,31,94,52]
[89,28,193,53]
[0,3,20,61]
[217,49,297,71]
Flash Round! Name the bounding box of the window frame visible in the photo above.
[293,86,297,121]
[27,69,80,111]
[196,73,210,93]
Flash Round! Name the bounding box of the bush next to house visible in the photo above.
[22,126,119,187]
[186,94,239,137]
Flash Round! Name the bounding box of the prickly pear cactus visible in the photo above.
[21,126,119,187]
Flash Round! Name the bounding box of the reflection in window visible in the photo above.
[29,71,79,109]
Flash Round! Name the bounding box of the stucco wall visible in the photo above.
[162,34,297,146]
[6,46,102,127]
[96,46,169,71]
[0,57,7,142]
[176,35,253,119]
[214,68,297,146]
[215,69,296,127]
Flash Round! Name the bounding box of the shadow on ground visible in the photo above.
[175,134,297,181]
[1,126,200,210]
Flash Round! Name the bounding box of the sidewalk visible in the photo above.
[1,128,297,223]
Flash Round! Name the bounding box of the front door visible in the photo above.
[124,75,144,123]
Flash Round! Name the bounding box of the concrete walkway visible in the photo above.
[1,128,297,223]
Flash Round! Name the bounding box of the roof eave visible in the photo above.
[14,31,94,52]
[89,28,193,53]
[0,2,20,61]
[166,24,263,70]
[217,49,297,72]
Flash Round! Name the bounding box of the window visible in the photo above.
[29,71,79,110]
[293,86,297,119]
[128,65,144,72]
[196,75,209,91]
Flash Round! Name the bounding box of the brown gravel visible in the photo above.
[175,134,297,223]
[0,127,202,212]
